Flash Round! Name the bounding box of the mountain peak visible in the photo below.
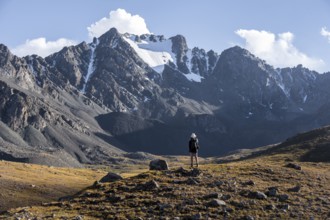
[221,46,256,59]
[0,44,13,66]
[98,28,122,46]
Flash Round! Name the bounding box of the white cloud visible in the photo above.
[87,8,150,38]
[236,29,326,73]
[11,37,77,58]
[321,27,330,42]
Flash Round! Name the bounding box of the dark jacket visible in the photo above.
[189,138,199,153]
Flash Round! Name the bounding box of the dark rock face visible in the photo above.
[170,35,189,74]
[45,42,90,89]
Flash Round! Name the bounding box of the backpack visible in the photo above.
[189,139,199,151]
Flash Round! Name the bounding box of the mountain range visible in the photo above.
[1,27,330,166]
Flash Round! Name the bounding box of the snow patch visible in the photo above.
[82,39,99,93]
[273,69,290,98]
[123,36,174,73]
[183,73,204,82]
[303,95,307,103]
[269,103,273,109]
[245,112,254,119]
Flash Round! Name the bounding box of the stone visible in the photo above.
[149,159,169,171]
[266,187,278,197]
[277,204,290,210]
[175,167,189,175]
[190,168,202,177]
[106,195,123,203]
[139,180,160,191]
[214,180,225,186]
[207,199,226,207]
[99,172,123,183]
[157,203,172,210]
[186,177,199,185]
[285,163,302,170]
[242,180,255,186]
[288,185,301,192]
[221,194,232,200]
[184,199,199,205]
[203,193,220,200]
[230,200,249,209]
[265,204,276,210]
[278,194,289,202]
[190,213,202,220]
[248,191,267,199]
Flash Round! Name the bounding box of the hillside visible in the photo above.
[0,160,107,212]
[219,125,330,163]
[0,155,194,213]
[1,156,329,219]
[0,124,330,219]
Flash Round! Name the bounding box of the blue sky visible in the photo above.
[0,0,330,72]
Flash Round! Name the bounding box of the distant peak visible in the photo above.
[220,46,259,62]
[0,44,11,54]
[98,28,121,44]
[223,46,250,54]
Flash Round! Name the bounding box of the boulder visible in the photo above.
[285,163,302,170]
[203,193,220,200]
[142,180,160,190]
[99,172,123,183]
[242,180,255,186]
[206,199,226,207]
[288,185,301,192]
[278,194,289,202]
[149,159,169,170]
[248,191,267,199]
[266,187,278,197]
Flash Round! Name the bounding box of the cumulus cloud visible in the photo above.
[321,27,330,42]
[87,8,150,38]
[11,37,77,58]
[236,29,326,72]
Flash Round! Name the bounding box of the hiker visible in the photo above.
[189,133,199,168]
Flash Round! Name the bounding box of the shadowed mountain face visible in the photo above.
[1,28,330,163]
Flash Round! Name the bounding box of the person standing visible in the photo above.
[189,133,199,168]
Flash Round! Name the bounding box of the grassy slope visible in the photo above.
[1,155,330,219]
[0,161,107,212]
[0,156,194,213]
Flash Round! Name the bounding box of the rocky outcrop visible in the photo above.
[149,159,169,170]
[170,35,189,74]
[99,172,123,183]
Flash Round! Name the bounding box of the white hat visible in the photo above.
[191,133,196,138]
